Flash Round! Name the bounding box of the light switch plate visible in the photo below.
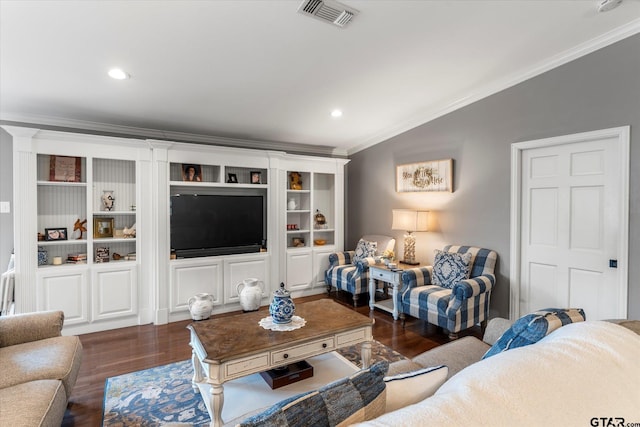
[0,201,10,213]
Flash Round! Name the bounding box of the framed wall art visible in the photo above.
[396,159,453,193]
[49,156,81,182]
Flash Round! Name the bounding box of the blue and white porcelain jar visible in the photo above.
[37,246,48,266]
[269,282,295,324]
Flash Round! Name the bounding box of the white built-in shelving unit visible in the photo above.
[5,126,348,333]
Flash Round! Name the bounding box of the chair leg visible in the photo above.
[326,284,332,295]
[400,313,406,328]
[352,294,359,307]
[480,319,488,335]
[448,332,459,340]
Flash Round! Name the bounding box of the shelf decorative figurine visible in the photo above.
[101,190,115,211]
[74,218,87,240]
[269,283,295,324]
[289,172,302,190]
[314,209,327,229]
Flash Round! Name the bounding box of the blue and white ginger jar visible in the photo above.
[269,282,295,324]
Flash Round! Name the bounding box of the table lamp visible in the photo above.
[391,209,429,265]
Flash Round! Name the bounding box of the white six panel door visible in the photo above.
[520,133,626,320]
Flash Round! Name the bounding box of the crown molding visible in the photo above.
[347,18,640,155]
[0,114,349,159]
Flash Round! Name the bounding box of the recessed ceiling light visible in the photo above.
[331,109,343,118]
[108,68,130,80]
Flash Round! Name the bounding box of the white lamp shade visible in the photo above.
[392,209,429,232]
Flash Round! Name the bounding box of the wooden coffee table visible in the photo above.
[187,299,374,427]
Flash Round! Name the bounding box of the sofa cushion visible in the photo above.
[353,239,377,263]
[482,308,585,359]
[383,365,448,413]
[0,379,67,427]
[431,250,472,289]
[239,361,388,427]
[410,336,490,379]
[0,335,83,399]
[0,310,64,347]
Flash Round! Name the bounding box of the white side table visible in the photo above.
[368,264,402,320]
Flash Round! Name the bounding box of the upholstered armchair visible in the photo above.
[325,235,396,306]
[398,245,497,339]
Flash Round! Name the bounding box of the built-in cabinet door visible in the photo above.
[170,258,224,313]
[224,254,269,304]
[37,267,89,326]
[92,264,138,320]
[286,249,313,290]
[312,248,333,288]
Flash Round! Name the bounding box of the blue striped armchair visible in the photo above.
[325,235,395,306]
[398,245,498,339]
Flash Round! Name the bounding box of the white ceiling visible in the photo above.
[1,1,639,156]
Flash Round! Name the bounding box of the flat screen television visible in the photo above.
[170,194,265,258]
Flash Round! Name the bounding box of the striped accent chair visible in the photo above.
[399,245,498,339]
[325,235,395,306]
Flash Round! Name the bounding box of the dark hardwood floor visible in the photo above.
[62,292,480,426]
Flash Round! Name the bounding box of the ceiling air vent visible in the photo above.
[298,0,359,28]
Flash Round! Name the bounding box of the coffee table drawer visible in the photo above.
[225,353,270,377]
[336,328,368,346]
[271,338,335,364]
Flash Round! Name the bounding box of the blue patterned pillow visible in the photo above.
[239,361,389,427]
[353,239,377,263]
[482,308,586,359]
[431,250,472,289]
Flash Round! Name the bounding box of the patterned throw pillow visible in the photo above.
[353,239,377,263]
[239,361,389,427]
[482,308,586,359]
[431,250,472,289]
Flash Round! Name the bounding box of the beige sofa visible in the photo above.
[0,311,83,427]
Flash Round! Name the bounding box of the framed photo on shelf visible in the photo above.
[181,164,202,182]
[93,218,114,238]
[49,156,81,182]
[44,228,68,241]
[227,173,238,183]
[250,171,262,184]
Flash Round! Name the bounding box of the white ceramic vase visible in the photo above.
[236,278,264,312]
[188,293,215,320]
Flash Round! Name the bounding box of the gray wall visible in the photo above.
[347,34,640,320]
[0,128,13,271]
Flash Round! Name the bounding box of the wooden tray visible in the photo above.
[259,361,314,389]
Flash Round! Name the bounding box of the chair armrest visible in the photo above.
[400,266,433,290]
[0,310,64,348]
[354,257,377,272]
[328,251,355,267]
[452,274,495,299]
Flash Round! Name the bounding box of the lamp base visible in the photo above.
[399,260,419,266]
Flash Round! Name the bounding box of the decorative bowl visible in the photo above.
[314,239,326,246]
